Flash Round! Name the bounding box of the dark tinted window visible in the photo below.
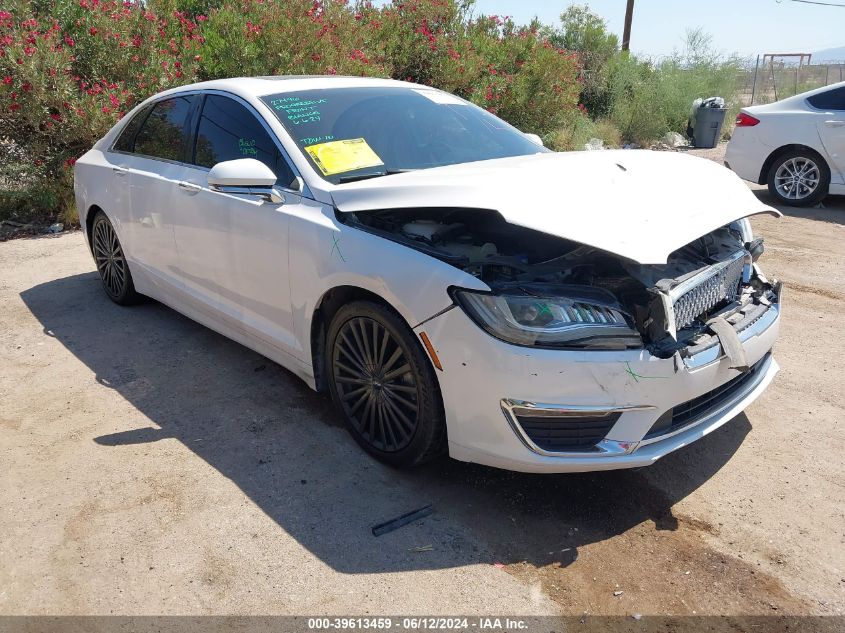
[113,104,152,152]
[134,96,193,161]
[807,86,845,111]
[260,87,547,184]
[193,95,295,188]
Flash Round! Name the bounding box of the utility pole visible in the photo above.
[622,0,635,51]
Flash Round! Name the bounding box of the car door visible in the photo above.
[808,86,845,184]
[120,95,197,295]
[102,103,153,255]
[173,92,305,356]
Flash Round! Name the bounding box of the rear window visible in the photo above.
[807,86,845,111]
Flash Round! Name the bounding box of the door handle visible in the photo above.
[112,166,128,176]
[825,120,845,128]
[178,181,202,194]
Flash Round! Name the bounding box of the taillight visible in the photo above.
[735,112,760,127]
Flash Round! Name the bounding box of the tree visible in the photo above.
[544,4,619,116]
[549,4,618,60]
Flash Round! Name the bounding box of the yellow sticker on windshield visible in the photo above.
[304,138,384,176]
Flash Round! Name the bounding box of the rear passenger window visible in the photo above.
[193,95,295,188]
[807,87,845,111]
[113,104,152,153]
[133,96,193,161]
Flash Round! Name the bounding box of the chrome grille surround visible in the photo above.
[668,250,747,330]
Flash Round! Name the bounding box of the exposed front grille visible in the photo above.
[672,252,746,330]
[514,412,620,452]
[645,355,768,439]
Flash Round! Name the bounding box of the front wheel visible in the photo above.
[91,211,141,305]
[766,149,829,207]
[326,301,446,467]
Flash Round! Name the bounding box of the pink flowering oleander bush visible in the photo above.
[0,0,203,222]
[0,0,582,224]
[463,14,581,136]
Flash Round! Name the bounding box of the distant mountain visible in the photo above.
[813,45,845,62]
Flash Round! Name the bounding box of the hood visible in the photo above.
[330,150,780,265]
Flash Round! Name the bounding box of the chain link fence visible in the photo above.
[738,58,845,106]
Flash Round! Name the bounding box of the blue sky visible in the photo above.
[376,1,845,59]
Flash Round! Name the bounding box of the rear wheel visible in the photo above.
[91,211,140,305]
[326,301,446,467]
[766,149,829,207]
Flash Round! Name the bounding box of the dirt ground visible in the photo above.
[1,144,843,620]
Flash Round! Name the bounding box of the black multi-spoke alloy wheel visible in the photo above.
[91,211,140,305]
[326,301,446,467]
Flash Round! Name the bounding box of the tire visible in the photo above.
[766,148,830,207]
[326,300,446,467]
[90,210,141,305]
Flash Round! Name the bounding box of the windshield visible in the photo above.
[260,86,548,184]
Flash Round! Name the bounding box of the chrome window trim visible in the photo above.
[500,400,654,458]
[106,88,312,199]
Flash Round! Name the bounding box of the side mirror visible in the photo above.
[207,158,283,203]
[524,133,544,147]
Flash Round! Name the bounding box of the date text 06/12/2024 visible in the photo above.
[307,618,529,630]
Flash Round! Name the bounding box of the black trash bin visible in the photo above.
[691,97,727,149]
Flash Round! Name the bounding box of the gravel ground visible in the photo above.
[1,144,843,619]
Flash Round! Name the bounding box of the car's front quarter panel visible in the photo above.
[285,204,490,384]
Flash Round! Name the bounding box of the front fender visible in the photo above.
[287,202,488,376]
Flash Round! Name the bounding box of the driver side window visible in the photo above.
[192,94,296,189]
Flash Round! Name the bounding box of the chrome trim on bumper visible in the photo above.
[499,289,780,462]
[502,340,777,459]
[500,400,655,458]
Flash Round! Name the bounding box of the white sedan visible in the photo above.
[726,81,845,206]
[74,76,782,473]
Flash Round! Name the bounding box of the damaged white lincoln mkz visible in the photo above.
[74,76,782,472]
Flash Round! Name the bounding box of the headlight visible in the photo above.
[451,285,643,350]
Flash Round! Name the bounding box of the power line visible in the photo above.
[781,0,845,7]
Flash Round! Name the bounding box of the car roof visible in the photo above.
[165,75,423,100]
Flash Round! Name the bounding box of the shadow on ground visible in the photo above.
[21,273,751,574]
[753,189,845,225]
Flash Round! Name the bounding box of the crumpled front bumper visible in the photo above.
[414,296,780,474]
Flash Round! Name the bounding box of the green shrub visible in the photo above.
[465,15,580,137]
[0,0,203,224]
[547,112,621,151]
[198,0,384,80]
[605,29,740,145]
[1,0,582,223]
[604,53,666,145]
[542,4,619,117]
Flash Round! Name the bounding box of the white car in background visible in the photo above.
[726,81,845,206]
[74,76,782,473]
